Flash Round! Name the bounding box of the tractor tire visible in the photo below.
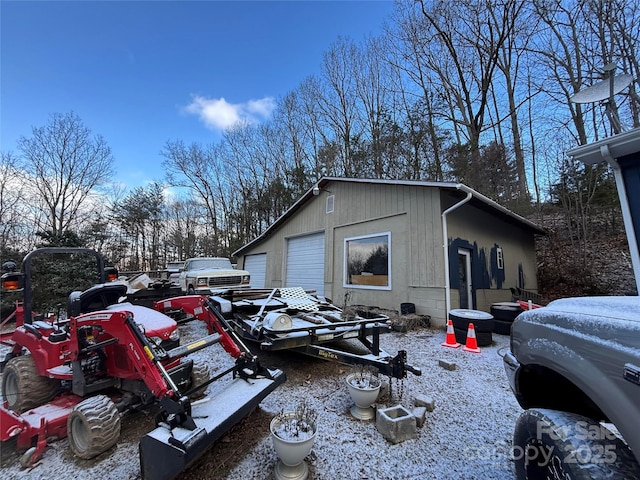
[189,362,211,400]
[490,302,523,322]
[513,408,640,480]
[449,309,494,333]
[492,318,514,336]
[453,327,493,347]
[2,355,60,413]
[67,395,121,460]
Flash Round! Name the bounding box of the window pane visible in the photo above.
[345,234,389,288]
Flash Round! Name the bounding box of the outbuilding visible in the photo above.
[234,177,545,327]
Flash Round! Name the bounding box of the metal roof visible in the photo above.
[567,127,640,165]
[233,177,545,257]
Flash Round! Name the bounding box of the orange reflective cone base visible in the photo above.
[463,323,481,353]
[441,319,461,348]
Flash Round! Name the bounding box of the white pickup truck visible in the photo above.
[178,257,250,294]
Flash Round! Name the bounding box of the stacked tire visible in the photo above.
[449,309,494,347]
[490,302,523,336]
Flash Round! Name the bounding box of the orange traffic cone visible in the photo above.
[441,319,461,348]
[463,323,481,353]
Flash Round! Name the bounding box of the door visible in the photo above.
[458,248,473,309]
[286,232,325,295]
[244,253,266,289]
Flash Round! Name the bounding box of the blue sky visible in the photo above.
[1,0,394,189]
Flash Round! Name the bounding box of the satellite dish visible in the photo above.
[570,73,634,104]
[570,69,634,134]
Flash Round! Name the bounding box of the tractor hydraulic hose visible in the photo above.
[165,333,222,360]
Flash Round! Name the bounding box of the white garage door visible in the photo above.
[244,253,266,289]
[286,232,325,295]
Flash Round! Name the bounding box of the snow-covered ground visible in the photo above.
[1,318,522,480]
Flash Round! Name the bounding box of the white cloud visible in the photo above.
[185,95,275,131]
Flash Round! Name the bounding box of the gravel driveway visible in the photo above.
[1,319,521,480]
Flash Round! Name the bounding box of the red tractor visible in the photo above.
[0,248,285,479]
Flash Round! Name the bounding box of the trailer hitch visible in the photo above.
[389,350,422,378]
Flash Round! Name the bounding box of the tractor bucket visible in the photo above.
[139,368,286,480]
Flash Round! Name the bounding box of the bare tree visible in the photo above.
[17,112,115,240]
[492,0,532,203]
[317,36,363,177]
[0,152,32,251]
[414,0,517,152]
[531,1,594,144]
[389,2,452,180]
[297,76,328,179]
[162,140,224,255]
[164,195,202,260]
[271,91,316,190]
[112,183,165,271]
[353,35,394,178]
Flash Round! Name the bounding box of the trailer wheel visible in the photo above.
[67,395,121,460]
[2,355,60,413]
[189,363,211,400]
[513,408,640,480]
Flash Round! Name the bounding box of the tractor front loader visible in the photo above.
[0,248,285,479]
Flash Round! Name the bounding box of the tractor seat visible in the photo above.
[68,282,128,317]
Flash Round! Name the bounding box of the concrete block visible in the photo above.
[438,359,456,371]
[376,404,417,444]
[412,406,427,427]
[414,394,435,412]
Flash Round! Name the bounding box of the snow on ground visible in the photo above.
[1,318,522,480]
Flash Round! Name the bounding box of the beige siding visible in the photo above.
[237,180,541,328]
[447,199,538,313]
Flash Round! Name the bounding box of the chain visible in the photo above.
[398,377,405,402]
[389,376,405,404]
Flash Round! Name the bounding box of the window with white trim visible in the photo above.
[497,247,504,270]
[344,232,391,290]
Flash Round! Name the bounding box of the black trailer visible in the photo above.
[159,287,422,380]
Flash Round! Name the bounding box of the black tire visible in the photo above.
[453,327,493,347]
[2,355,60,413]
[490,302,523,322]
[187,286,196,295]
[493,318,514,336]
[67,394,121,460]
[189,362,211,400]
[513,408,640,480]
[449,309,494,333]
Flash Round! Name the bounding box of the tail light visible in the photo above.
[1,272,23,292]
[105,267,119,282]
